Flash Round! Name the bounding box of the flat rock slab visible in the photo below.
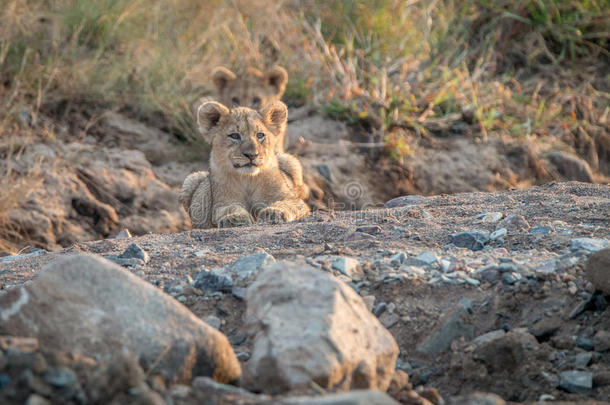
[244,262,398,393]
[0,254,240,384]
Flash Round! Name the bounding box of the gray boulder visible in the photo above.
[0,254,241,384]
[244,262,398,393]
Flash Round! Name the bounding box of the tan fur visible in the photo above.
[211,66,289,152]
[180,101,309,229]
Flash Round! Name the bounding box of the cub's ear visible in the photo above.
[197,101,229,139]
[261,101,287,136]
[265,66,288,96]
[211,67,236,93]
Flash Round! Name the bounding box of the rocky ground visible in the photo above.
[1,181,609,404]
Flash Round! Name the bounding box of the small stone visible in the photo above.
[115,229,132,239]
[497,214,530,232]
[385,195,427,208]
[585,248,610,294]
[118,243,149,263]
[25,394,51,405]
[576,336,594,351]
[570,238,610,253]
[478,269,500,283]
[380,312,400,329]
[593,330,610,352]
[502,272,522,285]
[559,370,592,393]
[449,392,506,405]
[481,212,503,223]
[194,249,210,257]
[331,256,363,280]
[346,231,376,241]
[355,225,381,235]
[43,367,77,388]
[473,330,505,347]
[465,277,480,287]
[530,225,551,235]
[194,270,233,292]
[390,252,407,266]
[414,251,438,266]
[574,352,593,367]
[490,228,507,240]
[231,286,247,301]
[449,230,490,251]
[536,260,556,277]
[204,315,221,330]
[373,302,388,316]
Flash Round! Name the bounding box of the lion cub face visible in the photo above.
[212,66,288,110]
[197,101,287,176]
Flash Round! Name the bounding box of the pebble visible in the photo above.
[576,337,594,351]
[204,315,222,330]
[345,231,376,241]
[465,277,480,287]
[355,225,381,235]
[373,302,387,316]
[43,367,77,388]
[535,260,557,277]
[490,228,507,240]
[559,370,593,393]
[481,212,503,223]
[414,251,438,266]
[473,330,505,347]
[118,243,149,263]
[379,312,400,329]
[574,352,593,367]
[497,214,530,231]
[331,256,363,280]
[390,252,407,266]
[593,330,610,352]
[194,249,210,257]
[316,163,333,182]
[384,194,427,208]
[530,225,552,235]
[570,238,610,252]
[450,230,490,251]
[502,272,522,285]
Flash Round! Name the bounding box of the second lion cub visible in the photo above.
[180,101,310,228]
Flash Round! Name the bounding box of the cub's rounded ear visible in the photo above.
[212,67,236,93]
[265,66,288,96]
[197,101,229,139]
[261,101,288,136]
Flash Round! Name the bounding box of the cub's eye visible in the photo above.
[228,133,241,141]
[256,132,265,142]
[231,97,240,106]
[252,97,261,108]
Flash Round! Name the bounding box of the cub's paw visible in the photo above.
[218,213,254,228]
[258,207,291,224]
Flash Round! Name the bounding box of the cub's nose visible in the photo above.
[243,152,259,160]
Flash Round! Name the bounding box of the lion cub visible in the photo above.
[179,101,310,229]
[212,66,289,152]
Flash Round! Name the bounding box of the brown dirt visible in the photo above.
[2,182,609,403]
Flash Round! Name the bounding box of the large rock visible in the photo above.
[548,151,594,183]
[0,254,241,384]
[585,248,610,294]
[244,262,398,393]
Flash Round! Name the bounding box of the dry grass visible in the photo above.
[0,0,608,252]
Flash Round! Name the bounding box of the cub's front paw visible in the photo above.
[258,207,291,224]
[218,213,254,228]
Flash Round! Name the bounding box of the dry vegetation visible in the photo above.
[0,0,608,252]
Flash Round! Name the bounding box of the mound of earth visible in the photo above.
[1,182,609,404]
